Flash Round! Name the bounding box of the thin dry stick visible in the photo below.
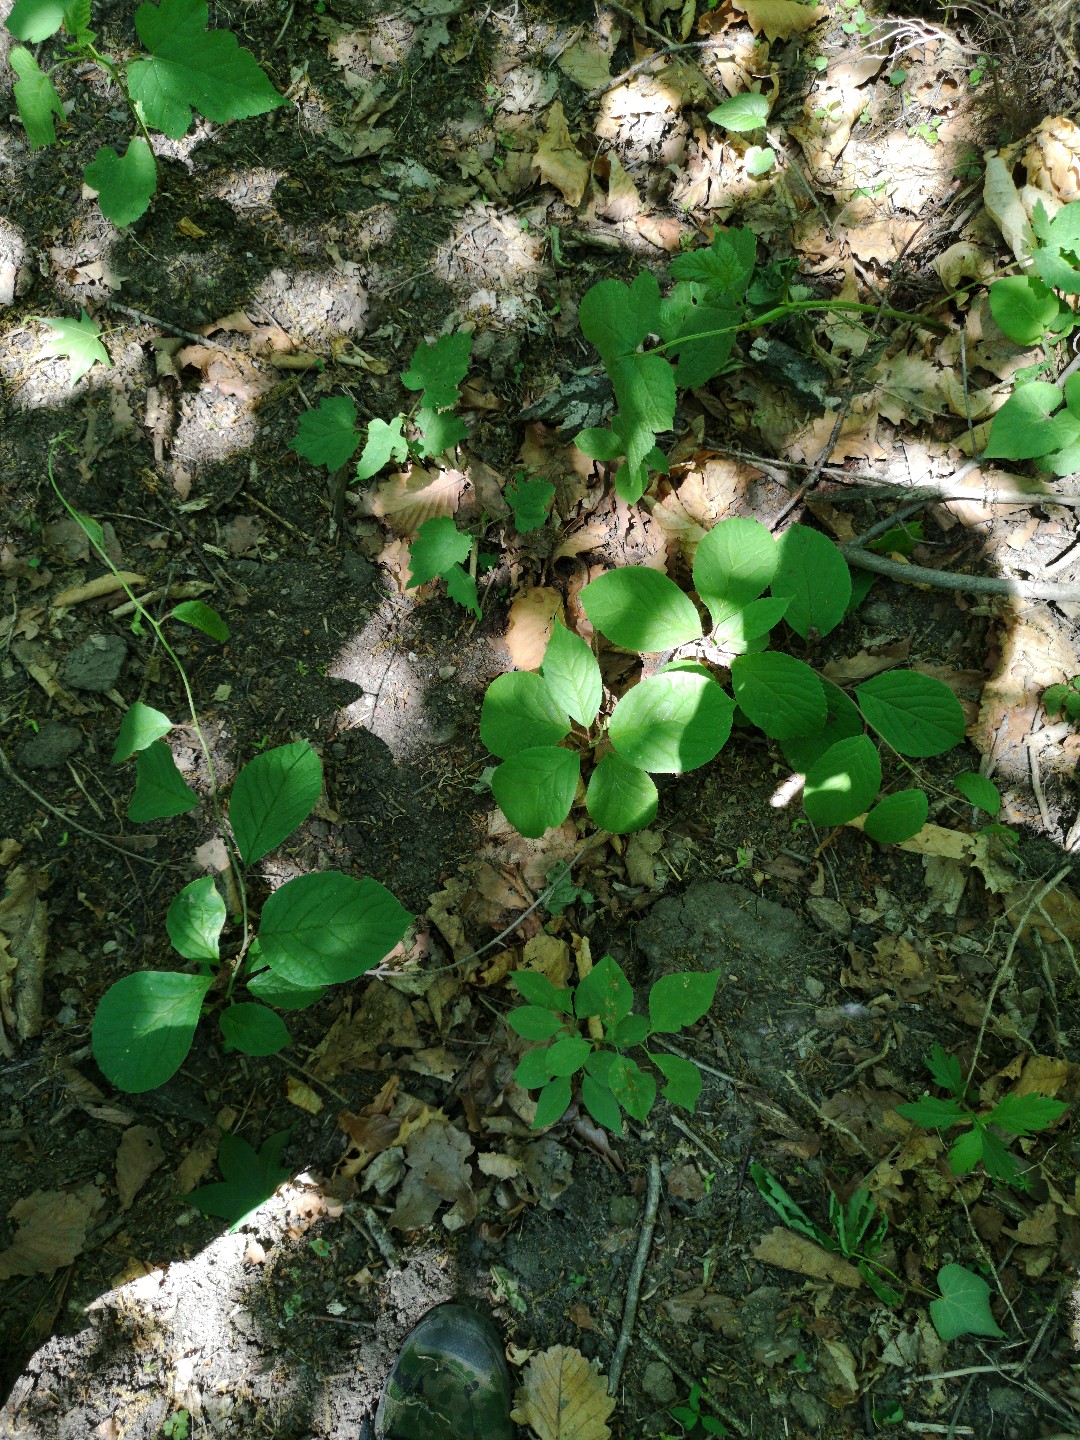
[839,546,1080,603]
[608,1153,661,1395]
[590,41,729,102]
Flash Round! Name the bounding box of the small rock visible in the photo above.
[341,551,375,587]
[18,721,82,769]
[61,633,126,693]
[804,975,826,1001]
[609,1196,639,1228]
[438,665,457,680]
[641,1361,678,1406]
[805,896,851,939]
[862,602,893,626]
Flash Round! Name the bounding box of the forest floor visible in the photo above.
[2,0,1080,1437]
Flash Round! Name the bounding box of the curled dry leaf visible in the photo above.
[752,1227,863,1288]
[0,1184,103,1279]
[511,1345,615,1440]
[532,101,590,208]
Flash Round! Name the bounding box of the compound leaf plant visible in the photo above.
[481,516,967,842]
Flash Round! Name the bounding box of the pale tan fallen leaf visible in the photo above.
[389,1117,476,1231]
[732,0,824,40]
[0,861,46,1046]
[818,1337,859,1405]
[557,40,612,91]
[599,152,641,222]
[1024,116,1080,203]
[367,466,467,536]
[532,101,590,208]
[286,1075,324,1114]
[511,1345,615,1440]
[0,1184,102,1278]
[505,586,564,669]
[752,1227,862,1287]
[984,154,1035,264]
[115,1125,165,1211]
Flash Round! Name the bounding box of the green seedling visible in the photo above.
[291,331,472,484]
[407,516,480,616]
[479,515,966,841]
[667,1381,728,1436]
[5,0,285,226]
[505,472,555,533]
[967,54,998,87]
[509,955,718,1134]
[930,1263,1005,1342]
[161,1410,191,1440]
[894,1045,1067,1191]
[1043,675,1080,722]
[542,864,594,916]
[50,442,412,1095]
[750,1164,902,1305]
[183,1127,293,1229]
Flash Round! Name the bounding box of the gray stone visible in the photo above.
[61,633,126,692]
[805,896,852,938]
[18,721,82,769]
[641,1362,678,1406]
[341,551,376,588]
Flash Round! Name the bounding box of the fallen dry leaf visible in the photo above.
[0,1184,102,1278]
[731,0,824,40]
[511,1345,615,1440]
[752,1227,863,1287]
[505,586,564,669]
[115,1125,165,1211]
[366,466,468,536]
[532,101,590,208]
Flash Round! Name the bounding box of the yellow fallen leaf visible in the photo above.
[511,1345,615,1440]
[732,0,824,41]
[532,101,590,207]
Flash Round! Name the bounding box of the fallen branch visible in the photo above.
[840,547,1080,603]
[608,1153,661,1395]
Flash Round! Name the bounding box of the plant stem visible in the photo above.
[651,298,947,356]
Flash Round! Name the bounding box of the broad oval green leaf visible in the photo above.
[540,620,602,726]
[708,90,769,132]
[129,740,200,822]
[862,788,929,843]
[245,967,324,1011]
[480,672,570,759]
[511,971,574,1013]
[803,735,882,826]
[773,523,851,639]
[575,427,625,462]
[693,516,777,618]
[83,137,157,227]
[544,1035,593,1077]
[649,970,719,1032]
[608,672,734,773]
[258,872,413,987]
[856,671,966,757]
[166,876,225,961]
[585,752,659,834]
[168,599,229,642]
[92,971,211,1093]
[491,746,580,838]
[989,275,1063,345]
[709,594,790,652]
[508,1006,567,1040]
[219,1002,290,1056]
[575,955,634,1026]
[953,771,1001,816]
[230,740,323,864]
[581,1074,623,1136]
[984,381,1071,460]
[781,679,862,772]
[6,0,66,41]
[113,700,174,763]
[730,651,826,741]
[609,1055,656,1122]
[532,1075,573,1128]
[581,566,702,652]
[653,1052,703,1112]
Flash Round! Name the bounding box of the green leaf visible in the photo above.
[506,476,555,533]
[511,971,574,1014]
[749,1163,826,1244]
[656,285,739,388]
[415,407,467,460]
[803,735,882,826]
[947,1126,986,1177]
[355,415,408,482]
[83,138,157,226]
[481,672,570,758]
[780,679,862,773]
[9,47,65,148]
[746,146,775,176]
[585,751,658,834]
[579,270,661,367]
[608,672,734,774]
[258,872,412,987]
[400,331,472,410]
[39,310,110,384]
[129,740,200,821]
[584,1049,618,1086]
[708,91,769,132]
[63,0,91,40]
[407,516,472,587]
[977,1128,1021,1186]
[929,1264,1005,1342]
[92,971,211,1092]
[609,1015,650,1048]
[581,1074,623,1135]
[730,651,826,741]
[575,955,634,1026]
[575,427,625,462]
[709,595,790,652]
[988,276,1063,345]
[491,746,580,838]
[168,599,229,642]
[515,1047,562,1089]
[127,0,287,140]
[693,516,778,617]
[925,1043,966,1096]
[649,970,719,1032]
[444,563,480,617]
[608,352,677,495]
[182,1127,293,1231]
[653,1053,703,1112]
[532,1075,572,1128]
[581,567,702,652]
[6,0,66,41]
[230,740,323,864]
[669,227,756,298]
[245,965,324,1011]
[166,877,225,961]
[219,1002,290,1056]
[895,1096,966,1130]
[986,1091,1068,1136]
[609,1055,656,1122]
[544,1035,593,1077]
[984,382,1074,461]
[508,1006,567,1040]
[290,397,360,470]
[773,523,851,639]
[540,620,602,727]
[862,787,928,843]
[113,701,174,762]
[856,671,966,757]
[953,772,1001,816]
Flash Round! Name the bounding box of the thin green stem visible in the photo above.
[651,297,946,357]
[80,42,156,149]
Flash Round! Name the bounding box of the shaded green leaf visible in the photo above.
[407,516,472,587]
[481,672,570,758]
[355,414,408,481]
[780,678,861,772]
[929,1264,1004,1342]
[803,734,882,826]
[9,46,65,148]
[230,740,322,864]
[585,751,658,834]
[856,671,966,757]
[953,771,1001,815]
[182,1127,292,1230]
[129,740,200,821]
[92,971,211,1092]
[862,787,928,843]
[653,1052,703,1112]
[219,1002,290,1056]
[609,1055,656,1121]
[169,599,229,642]
[730,651,826,741]
[83,137,157,226]
[575,955,634,1027]
[532,1075,572,1128]
[400,331,472,410]
[38,310,110,383]
[649,970,719,1032]
[581,1074,623,1135]
[773,523,851,639]
[491,746,579,838]
[166,876,225,962]
[291,396,360,470]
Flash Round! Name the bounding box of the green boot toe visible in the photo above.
[373,1304,512,1440]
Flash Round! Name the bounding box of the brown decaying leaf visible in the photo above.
[505,587,564,669]
[115,1125,165,1211]
[532,101,590,208]
[0,861,46,1046]
[0,1184,102,1279]
[366,466,468,536]
[752,1227,863,1288]
[730,0,824,40]
[511,1345,615,1440]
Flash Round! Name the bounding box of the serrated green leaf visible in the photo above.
[773,523,851,639]
[481,672,570,758]
[506,476,555,533]
[246,965,324,1011]
[608,351,676,494]
[585,751,658,834]
[977,1127,1021,1185]
[290,396,360,470]
[580,567,702,652]
[407,516,472,587]
[731,651,826,741]
[579,270,661,365]
[113,701,174,763]
[693,516,777,617]
[444,563,480,617]
[38,310,110,384]
[400,331,472,410]
[219,1002,290,1056]
[166,876,225,962]
[575,427,624,462]
[355,414,408,481]
[230,741,322,864]
[803,734,881,826]
[856,671,966,757]
[415,406,467,460]
[83,137,157,226]
[540,620,602,727]
[6,0,66,41]
[669,227,756,298]
[574,955,634,1026]
[653,1052,703,1112]
[127,0,286,139]
[9,47,65,148]
[930,1264,1005,1342]
[168,599,229,642]
[182,1127,293,1230]
[129,740,200,821]
[258,872,412,987]
[953,771,1001,816]
[581,1074,623,1135]
[649,970,719,1032]
[532,1075,572,1128]
[862,787,928,843]
[491,746,579,838]
[608,672,734,774]
[708,91,769,132]
[656,284,739,388]
[609,1055,656,1121]
[92,970,211,1092]
[986,1091,1068,1136]
[895,1096,966,1130]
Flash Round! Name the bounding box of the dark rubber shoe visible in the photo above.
[372,1303,513,1440]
